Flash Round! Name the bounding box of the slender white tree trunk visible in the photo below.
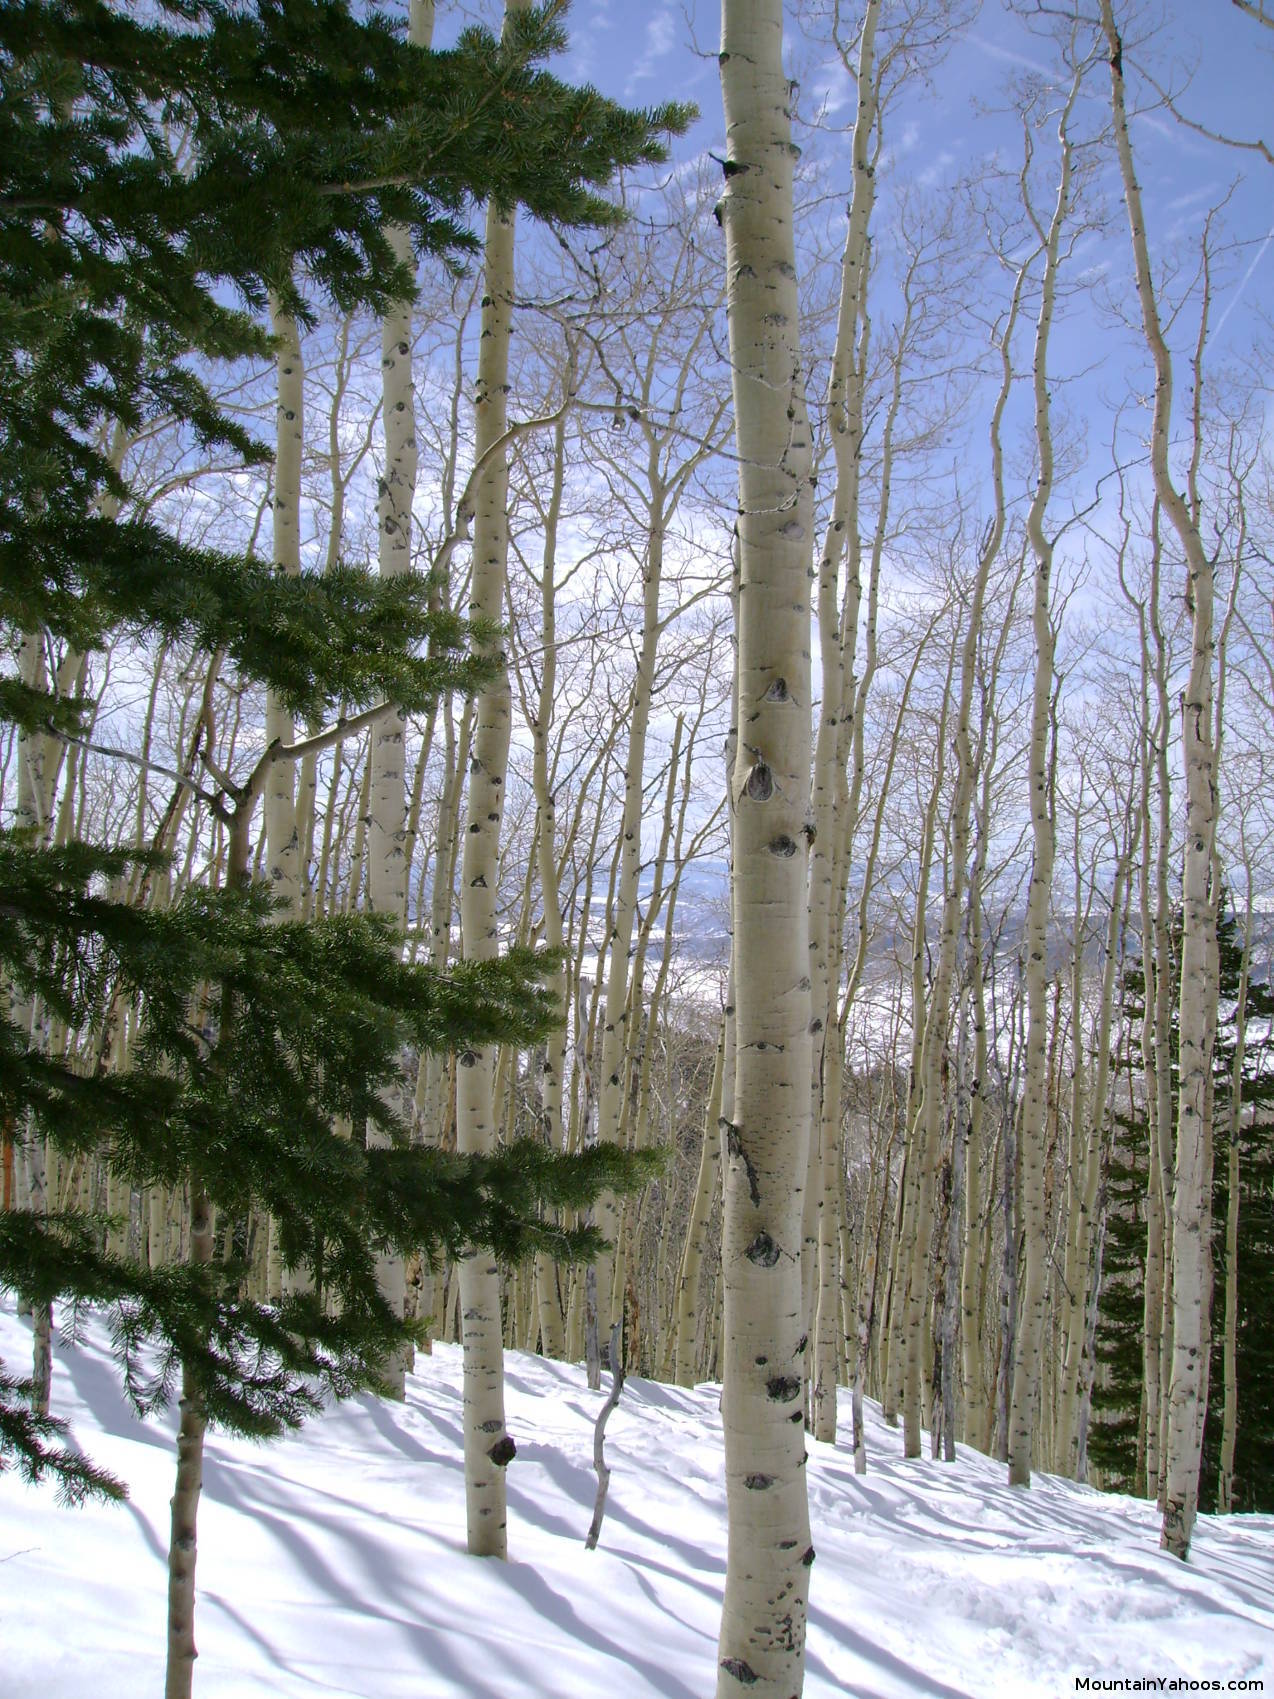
[360,0,436,1397]
[456,0,527,1557]
[592,470,665,1335]
[805,0,878,1445]
[265,297,303,911]
[1217,881,1251,1511]
[1007,73,1079,1486]
[716,5,814,1691]
[1101,0,1219,1556]
[164,1186,213,1699]
[528,359,574,1362]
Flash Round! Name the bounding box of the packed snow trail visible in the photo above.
[1,1301,1270,1697]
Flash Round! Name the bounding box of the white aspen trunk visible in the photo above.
[904,476,1004,1455]
[618,721,692,1366]
[1145,518,1177,1501]
[164,1183,213,1699]
[899,658,953,1458]
[592,476,668,1337]
[840,636,929,1463]
[265,297,303,913]
[716,6,814,1691]
[1058,842,1132,1472]
[673,1021,726,1386]
[13,632,59,1412]
[810,1036,842,1442]
[456,0,527,1555]
[263,297,315,1306]
[960,589,1021,1458]
[415,697,472,1151]
[805,0,879,1446]
[1122,574,1160,1497]
[1101,0,1219,1557]
[1216,883,1251,1511]
[528,363,574,1363]
[1007,78,1078,1487]
[359,0,435,1395]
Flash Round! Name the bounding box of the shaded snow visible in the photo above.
[1,1299,1271,1697]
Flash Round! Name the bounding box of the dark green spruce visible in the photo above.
[0,0,687,1503]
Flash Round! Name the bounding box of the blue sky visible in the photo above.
[546,0,1273,368]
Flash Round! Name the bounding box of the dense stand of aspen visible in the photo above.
[7,7,1274,1685]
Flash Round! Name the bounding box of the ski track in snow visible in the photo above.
[1,1300,1271,1698]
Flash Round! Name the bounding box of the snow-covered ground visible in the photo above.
[2,1297,1271,1698]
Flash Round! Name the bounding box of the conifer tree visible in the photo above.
[0,4,684,1691]
[1093,896,1274,1511]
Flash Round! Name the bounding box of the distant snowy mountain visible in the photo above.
[3,1299,1271,1698]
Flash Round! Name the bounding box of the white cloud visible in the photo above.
[625,6,678,95]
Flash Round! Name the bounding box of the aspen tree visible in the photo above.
[672,1020,726,1385]
[805,0,879,1445]
[1210,484,1250,1513]
[716,3,814,1691]
[454,0,532,1555]
[362,0,437,1397]
[264,298,304,914]
[12,637,53,1414]
[1147,509,1177,1500]
[1101,0,1221,1556]
[897,646,953,1456]
[524,346,575,1361]
[1056,774,1138,1474]
[1116,520,1170,1497]
[1007,60,1084,1487]
[844,631,934,1468]
[588,232,730,1339]
[1217,855,1255,1512]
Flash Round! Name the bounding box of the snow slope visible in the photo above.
[1,1298,1271,1698]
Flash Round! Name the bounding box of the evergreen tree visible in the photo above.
[1088,1029,1149,1492]
[1199,904,1274,1513]
[1091,897,1274,1509]
[0,4,685,1690]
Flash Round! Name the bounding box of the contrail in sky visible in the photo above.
[1213,223,1274,341]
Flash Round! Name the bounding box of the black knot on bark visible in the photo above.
[487,1435,516,1467]
[745,762,773,801]
[720,1659,758,1686]
[745,1232,780,1267]
[744,1473,775,1490]
[801,1546,816,1567]
[769,835,797,857]
[766,1374,801,1403]
[722,158,748,177]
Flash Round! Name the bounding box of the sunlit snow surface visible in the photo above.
[2,1298,1272,1698]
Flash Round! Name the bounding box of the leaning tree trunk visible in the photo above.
[715,5,815,1694]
